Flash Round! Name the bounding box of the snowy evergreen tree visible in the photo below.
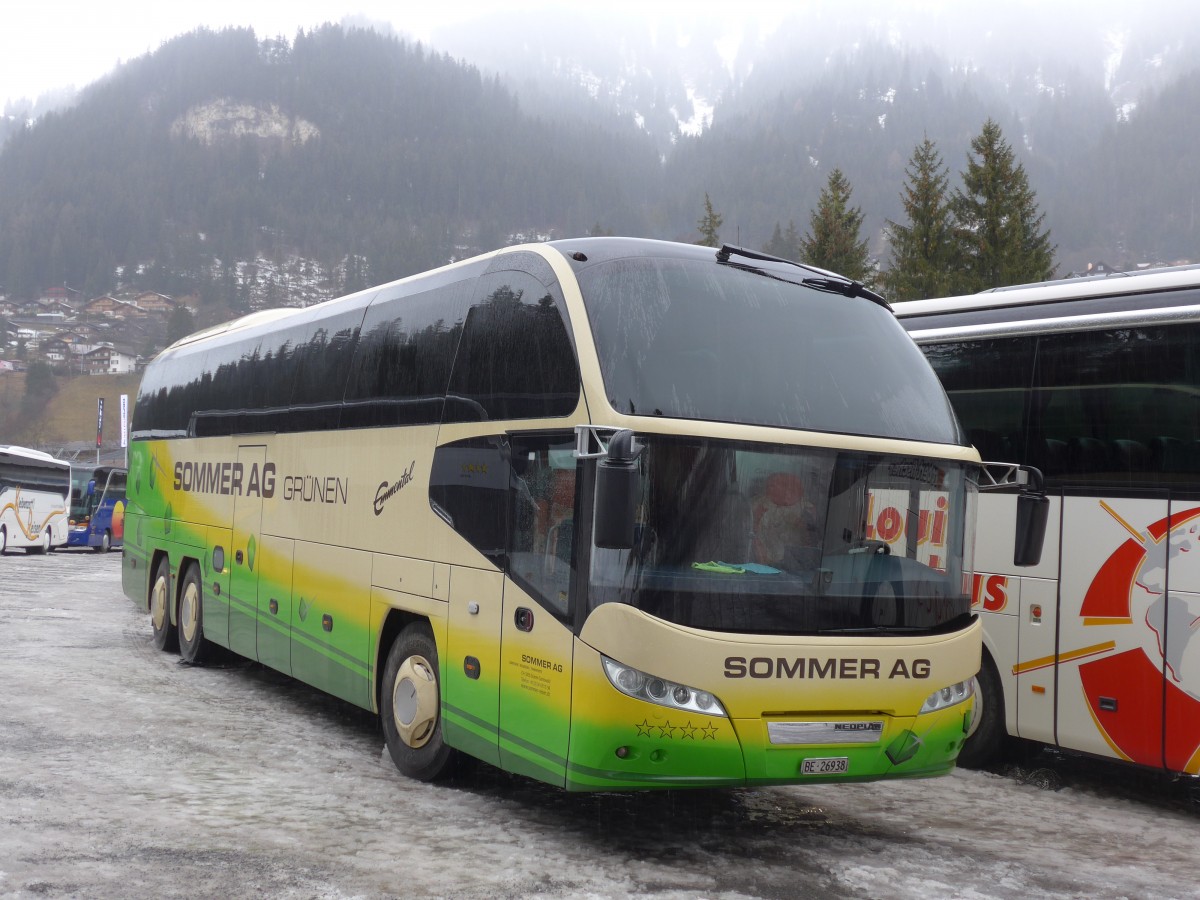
[883,137,956,301]
[952,119,1056,292]
[801,169,871,283]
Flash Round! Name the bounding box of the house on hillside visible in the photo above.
[129,291,176,315]
[82,343,140,375]
[83,296,146,319]
[39,285,82,308]
[40,337,73,364]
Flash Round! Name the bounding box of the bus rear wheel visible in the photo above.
[381,623,455,781]
[150,557,178,653]
[177,564,212,665]
[0,525,6,554]
[958,653,1006,769]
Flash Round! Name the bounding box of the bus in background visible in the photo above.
[896,265,1200,775]
[68,465,127,552]
[0,445,70,554]
[124,237,1044,791]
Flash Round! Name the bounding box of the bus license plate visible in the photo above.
[801,757,849,776]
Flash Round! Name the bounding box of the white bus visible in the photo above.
[125,237,1044,790]
[0,444,71,554]
[897,265,1200,774]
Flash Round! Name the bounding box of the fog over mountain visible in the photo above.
[427,2,1200,151]
[0,2,1197,311]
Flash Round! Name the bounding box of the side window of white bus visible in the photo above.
[507,434,578,618]
[923,337,1035,465]
[1032,324,1200,484]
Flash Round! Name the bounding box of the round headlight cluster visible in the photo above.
[919,678,976,714]
[601,656,728,717]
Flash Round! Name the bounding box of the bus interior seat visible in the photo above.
[1068,436,1110,474]
[1147,434,1185,472]
[1110,439,1150,474]
[1034,438,1069,476]
[693,490,753,564]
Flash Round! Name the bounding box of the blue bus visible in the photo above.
[68,465,127,552]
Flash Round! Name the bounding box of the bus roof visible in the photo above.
[0,445,71,467]
[895,265,1200,321]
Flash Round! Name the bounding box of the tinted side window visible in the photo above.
[282,307,366,431]
[444,271,579,423]
[923,338,1034,465]
[342,281,472,428]
[428,437,509,564]
[1031,325,1200,485]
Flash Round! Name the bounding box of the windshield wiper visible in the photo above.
[715,244,890,309]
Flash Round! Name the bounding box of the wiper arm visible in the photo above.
[715,243,890,309]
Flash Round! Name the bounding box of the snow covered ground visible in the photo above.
[2,552,1198,899]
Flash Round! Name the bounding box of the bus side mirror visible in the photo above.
[1014,467,1048,567]
[87,480,96,497]
[593,429,641,550]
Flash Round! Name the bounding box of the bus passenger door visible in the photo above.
[1056,496,1168,767]
[498,435,578,787]
[229,445,266,660]
[1162,499,1200,774]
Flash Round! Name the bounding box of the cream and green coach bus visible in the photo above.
[124,237,1042,790]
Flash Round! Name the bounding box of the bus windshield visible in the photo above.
[577,254,964,444]
[587,436,977,635]
[70,469,95,519]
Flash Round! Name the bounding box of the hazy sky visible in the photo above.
[3,1,1192,113]
[0,0,779,110]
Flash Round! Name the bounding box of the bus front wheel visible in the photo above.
[381,623,455,782]
[96,530,112,553]
[177,564,212,665]
[150,557,178,653]
[958,652,1006,769]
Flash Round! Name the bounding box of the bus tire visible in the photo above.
[958,652,1005,769]
[177,563,212,665]
[25,532,48,555]
[150,557,178,653]
[97,530,112,553]
[0,525,6,554]
[381,623,455,782]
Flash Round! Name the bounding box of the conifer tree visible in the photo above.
[883,137,955,301]
[801,169,872,283]
[952,119,1056,292]
[763,220,801,261]
[696,193,723,247]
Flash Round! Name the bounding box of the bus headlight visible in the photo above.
[602,656,727,717]
[919,678,975,714]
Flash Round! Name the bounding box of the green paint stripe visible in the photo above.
[216,586,370,676]
[498,727,567,772]
[290,627,371,674]
[442,701,565,776]
[441,701,500,739]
